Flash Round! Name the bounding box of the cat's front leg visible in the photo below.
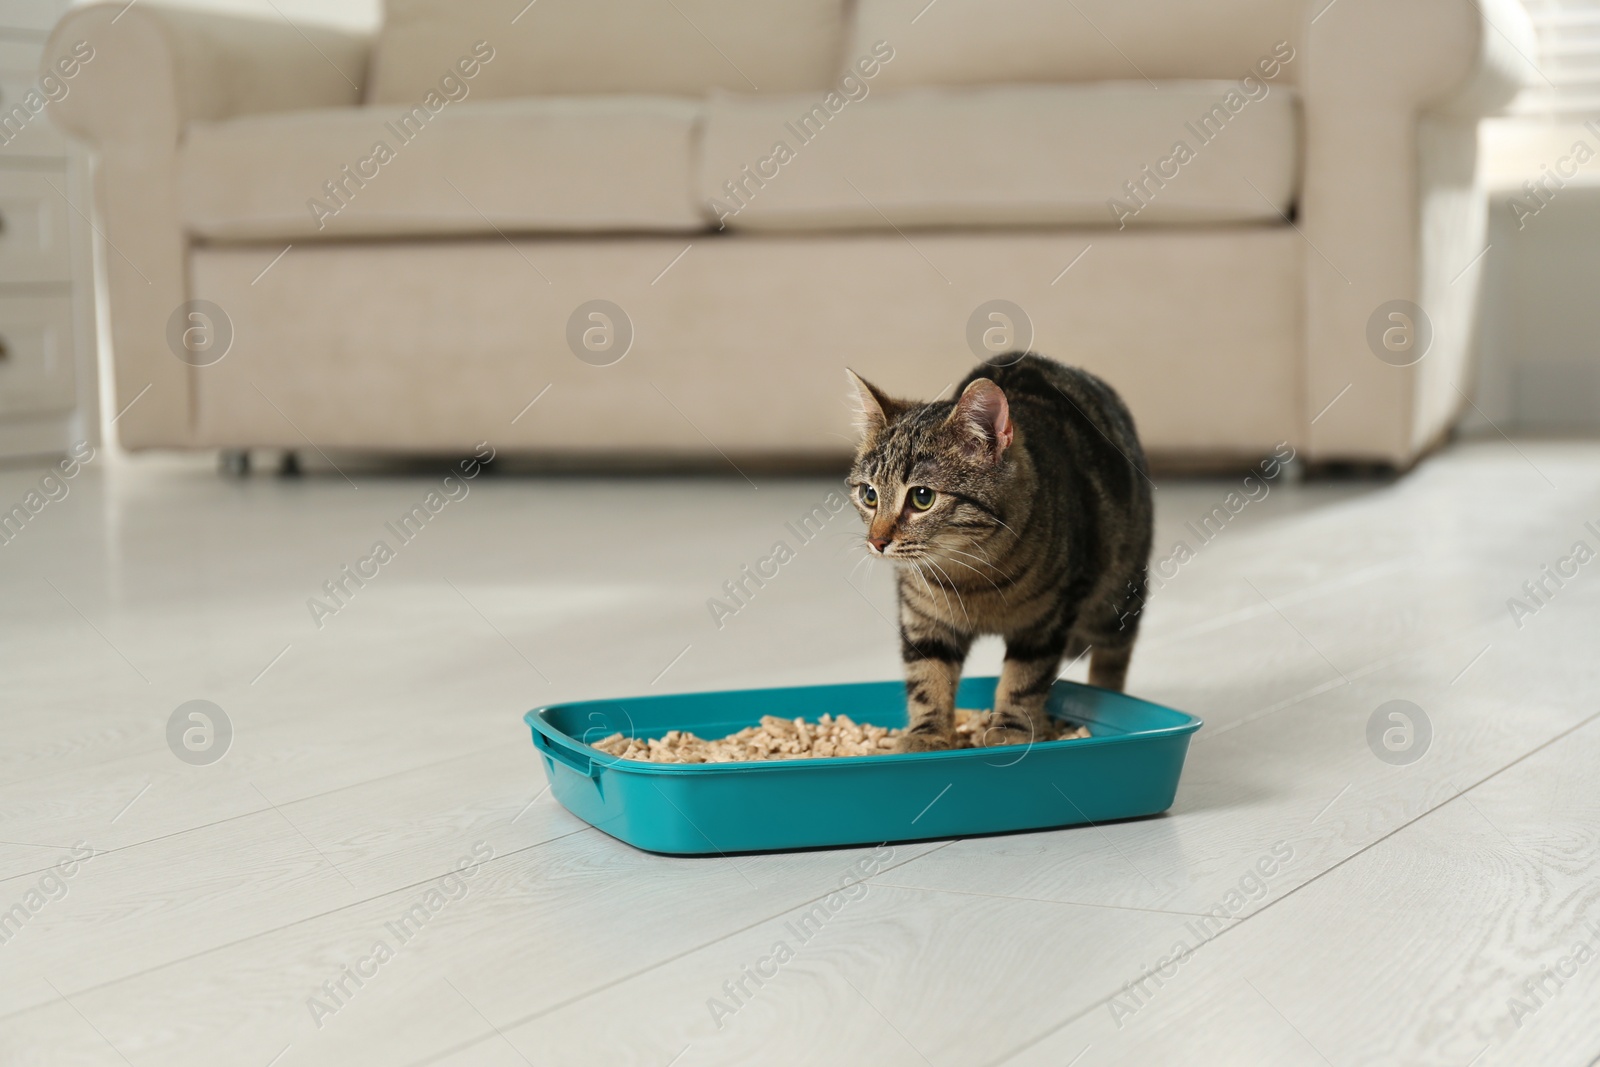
[895,612,972,753]
[987,628,1071,746]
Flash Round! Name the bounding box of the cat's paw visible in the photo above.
[976,713,1041,748]
[980,726,1036,747]
[895,731,955,753]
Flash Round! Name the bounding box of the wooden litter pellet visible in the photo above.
[589,709,1091,764]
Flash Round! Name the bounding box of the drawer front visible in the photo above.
[0,38,69,159]
[0,167,70,282]
[0,295,74,416]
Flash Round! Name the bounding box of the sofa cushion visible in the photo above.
[698,83,1299,232]
[848,0,1302,89]
[368,0,848,104]
[179,96,705,240]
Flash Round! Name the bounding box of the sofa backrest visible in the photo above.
[847,0,1306,89]
[367,0,849,104]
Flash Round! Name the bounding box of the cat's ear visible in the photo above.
[949,378,1013,461]
[845,369,901,437]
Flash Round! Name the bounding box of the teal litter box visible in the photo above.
[523,675,1201,855]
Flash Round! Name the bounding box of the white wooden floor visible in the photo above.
[2,440,1598,1067]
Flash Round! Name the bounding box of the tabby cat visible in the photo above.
[847,353,1153,753]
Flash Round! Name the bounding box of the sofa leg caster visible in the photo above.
[219,449,251,478]
[278,450,302,477]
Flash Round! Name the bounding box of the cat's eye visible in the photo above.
[860,485,878,507]
[909,486,936,511]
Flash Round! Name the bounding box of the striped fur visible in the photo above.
[848,353,1153,752]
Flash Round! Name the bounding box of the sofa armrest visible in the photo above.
[1300,0,1534,464]
[45,3,369,148]
[39,4,369,449]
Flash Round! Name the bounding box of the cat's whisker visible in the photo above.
[941,545,1006,575]
[939,553,1009,602]
[910,556,964,623]
[939,551,1010,597]
[923,557,972,623]
[846,551,880,585]
[923,567,961,623]
[908,559,954,620]
[948,540,999,563]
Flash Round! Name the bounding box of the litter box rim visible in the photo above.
[523,675,1202,776]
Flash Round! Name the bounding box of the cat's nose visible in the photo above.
[868,536,891,553]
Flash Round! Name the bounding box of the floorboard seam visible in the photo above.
[0,826,593,1024]
[1140,557,1418,651]
[399,840,962,1067]
[986,707,1600,1067]
[865,880,1238,920]
[0,741,534,885]
[1195,610,1494,746]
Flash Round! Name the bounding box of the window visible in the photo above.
[1510,0,1600,117]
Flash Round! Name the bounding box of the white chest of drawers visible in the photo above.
[0,0,97,460]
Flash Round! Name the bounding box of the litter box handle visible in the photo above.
[534,729,597,778]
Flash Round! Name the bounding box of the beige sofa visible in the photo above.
[45,0,1531,466]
